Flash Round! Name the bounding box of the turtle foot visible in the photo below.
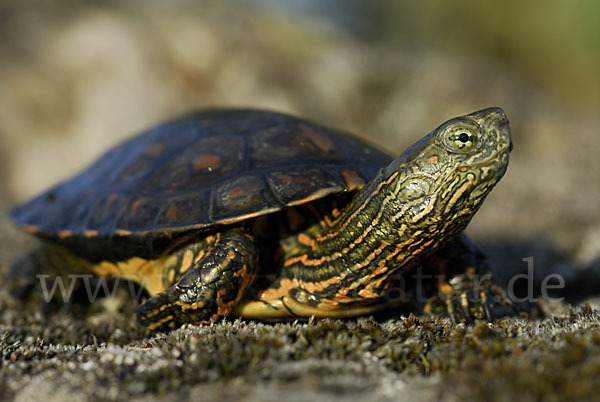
[136,227,258,331]
[423,267,519,322]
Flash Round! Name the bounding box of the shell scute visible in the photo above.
[212,173,277,221]
[154,190,212,228]
[249,123,339,168]
[267,167,343,206]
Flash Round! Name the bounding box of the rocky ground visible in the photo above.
[2,2,600,401]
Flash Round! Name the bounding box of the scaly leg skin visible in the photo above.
[422,234,519,322]
[136,227,258,331]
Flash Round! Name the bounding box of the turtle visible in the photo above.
[9,107,514,331]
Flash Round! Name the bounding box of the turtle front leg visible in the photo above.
[136,227,257,331]
[422,235,519,322]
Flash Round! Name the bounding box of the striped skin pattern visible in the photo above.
[258,108,511,313]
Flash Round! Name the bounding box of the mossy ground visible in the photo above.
[2,258,600,402]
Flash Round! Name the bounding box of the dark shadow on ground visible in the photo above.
[481,238,600,305]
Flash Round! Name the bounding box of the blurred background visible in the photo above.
[1,0,600,268]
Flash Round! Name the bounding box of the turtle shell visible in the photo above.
[11,109,392,246]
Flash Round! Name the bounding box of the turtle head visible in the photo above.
[383,107,511,233]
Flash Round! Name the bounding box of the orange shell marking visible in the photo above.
[58,230,73,239]
[129,199,142,215]
[193,153,222,171]
[226,188,245,199]
[23,224,41,234]
[144,143,166,157]
[341,169,365,191]
[302,126,335,152]
[166,205,180,221]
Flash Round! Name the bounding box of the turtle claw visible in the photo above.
[136,284,214,331]
[424,268,518,323]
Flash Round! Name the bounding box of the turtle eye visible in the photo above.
[450,131,475,149]
[442,121,479,152]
